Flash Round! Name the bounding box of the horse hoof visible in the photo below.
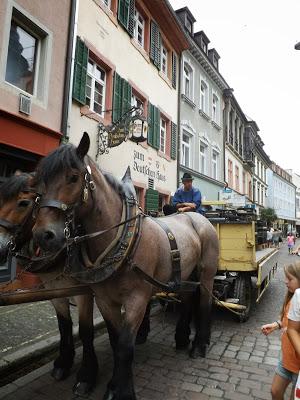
[51,367,70,381]
[189,345,207,359]
[73,381,93,397]
[103,388,116,400]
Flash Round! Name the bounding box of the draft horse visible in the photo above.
[32,133,219,400]
[0,173,98,396]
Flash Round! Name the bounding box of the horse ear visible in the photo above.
[121,166,131,182]
[76,132,90,160]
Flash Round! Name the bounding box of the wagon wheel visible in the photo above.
[232,273,252,322]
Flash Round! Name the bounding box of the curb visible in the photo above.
[0,315,106,384]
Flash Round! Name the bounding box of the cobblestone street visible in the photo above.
[0,243,297,400]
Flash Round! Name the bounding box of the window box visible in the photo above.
[181,93,196,109]
[199,109,210,121]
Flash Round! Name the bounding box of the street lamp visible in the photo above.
[96,106,148,158]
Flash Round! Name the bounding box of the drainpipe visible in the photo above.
[60,0,78,142]
[176,54,182,188]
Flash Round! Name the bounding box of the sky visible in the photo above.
[170,0,300,175]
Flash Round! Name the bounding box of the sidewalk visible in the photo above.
[0,243,296,399]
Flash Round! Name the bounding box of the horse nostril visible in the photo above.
[44,230,56,241]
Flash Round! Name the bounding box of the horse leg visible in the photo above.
[72,294,98,396]
[175,292,193,350]
[101,290,150,400]
[135,302,151,345]
[51,298,75,380]
[190,243,218,359]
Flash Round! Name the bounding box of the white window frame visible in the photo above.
[212,149,219,180]
[183,61,194,100]
[101,0,111,7]
[86,59,106,117]
[199,141,208,175]
[212,92,220,124]
[131,93,143,113]
[3,4,52,105]
[161,43,168,76]
[181,130,192,168]
[160,118,166,153]
[133,8,145,48]
[200,79,209,114]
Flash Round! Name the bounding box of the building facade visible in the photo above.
[287,170,300,234]
[0,0,72,179]
[223,89,254,207]
[267,163,296,234]
[175,7,228,201]
[68,0,188,212]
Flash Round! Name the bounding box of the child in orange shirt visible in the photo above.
[261,263,300,400]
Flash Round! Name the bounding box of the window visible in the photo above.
[212,150,219,180]
[86,59,106,116]
[242,172,246,194]
[186,18,192,34]
[235,166,240,192]
[5,20,38,95]
[228,160,233,187]
[183,62,193,99]
[212,94,219,123]
[131,93,143,113]
[101,0,111,7]
[200,80,208,114]
[161,43,168,76]
[181,131,191,167]
[201,37,207,54]
[160,118,166,153]
[199,142,207,175]
[133,9,145,47]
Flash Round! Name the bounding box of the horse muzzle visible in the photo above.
[33,225,66,254]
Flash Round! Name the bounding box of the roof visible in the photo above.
[175,6,196,22]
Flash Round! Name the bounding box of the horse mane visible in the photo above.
[0,173,32,203]
[35,143,125,196]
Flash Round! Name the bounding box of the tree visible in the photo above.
[260,207,278,226]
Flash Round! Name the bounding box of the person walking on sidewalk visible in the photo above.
[288,233,296,255]
[261,263,300,399]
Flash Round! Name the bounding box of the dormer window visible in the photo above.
[213,55,218,69]
[201,37,207,54]
[186,17,193,34]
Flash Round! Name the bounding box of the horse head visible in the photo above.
[33,132,93,254]
[0,172,37,264]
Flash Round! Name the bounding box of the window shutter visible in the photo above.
[145,188,159,212]
[171,122,177,160]
[171,52,177,89]
[150,21,161,69]
[121,79,132,114]
[153,107,160,150]
[118,0,135,36]
[72,37,88,105]
[112,72,123,123]
[128,0,135,37]
[147,102,154,146]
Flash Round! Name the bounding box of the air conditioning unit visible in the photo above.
[19,93,31,115]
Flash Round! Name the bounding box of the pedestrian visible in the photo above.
[261,263,300,399]
[267,228,273,248]
[163,173,202,215]
[288,233,296,255]
[273,229,280,248]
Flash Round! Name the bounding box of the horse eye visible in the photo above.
[17,199,31,208]
[69,175,79,184]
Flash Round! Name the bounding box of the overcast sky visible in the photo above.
[170,0,300,175]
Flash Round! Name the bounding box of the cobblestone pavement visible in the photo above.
[0,242,298,400]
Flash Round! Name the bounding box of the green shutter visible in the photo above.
[122,79,132,114]
[153,106,160,150]
[147,102,154,146]
[150,21,161,69]
[145,189,159,212]
[118,0,135,35]
[171,52,177,89]
[72,37,88,105]
[112,72,122,122]
[171,122,177,159]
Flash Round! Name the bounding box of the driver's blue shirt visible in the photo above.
[172,186,202,213]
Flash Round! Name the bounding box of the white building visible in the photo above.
[68,0,188,213]
[286,170,300,234]
[267,163,296,234]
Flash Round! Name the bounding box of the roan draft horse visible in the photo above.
[32,133,219,400]
[0,173,98,397]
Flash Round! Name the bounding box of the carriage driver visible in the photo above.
[163,172,202,215]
